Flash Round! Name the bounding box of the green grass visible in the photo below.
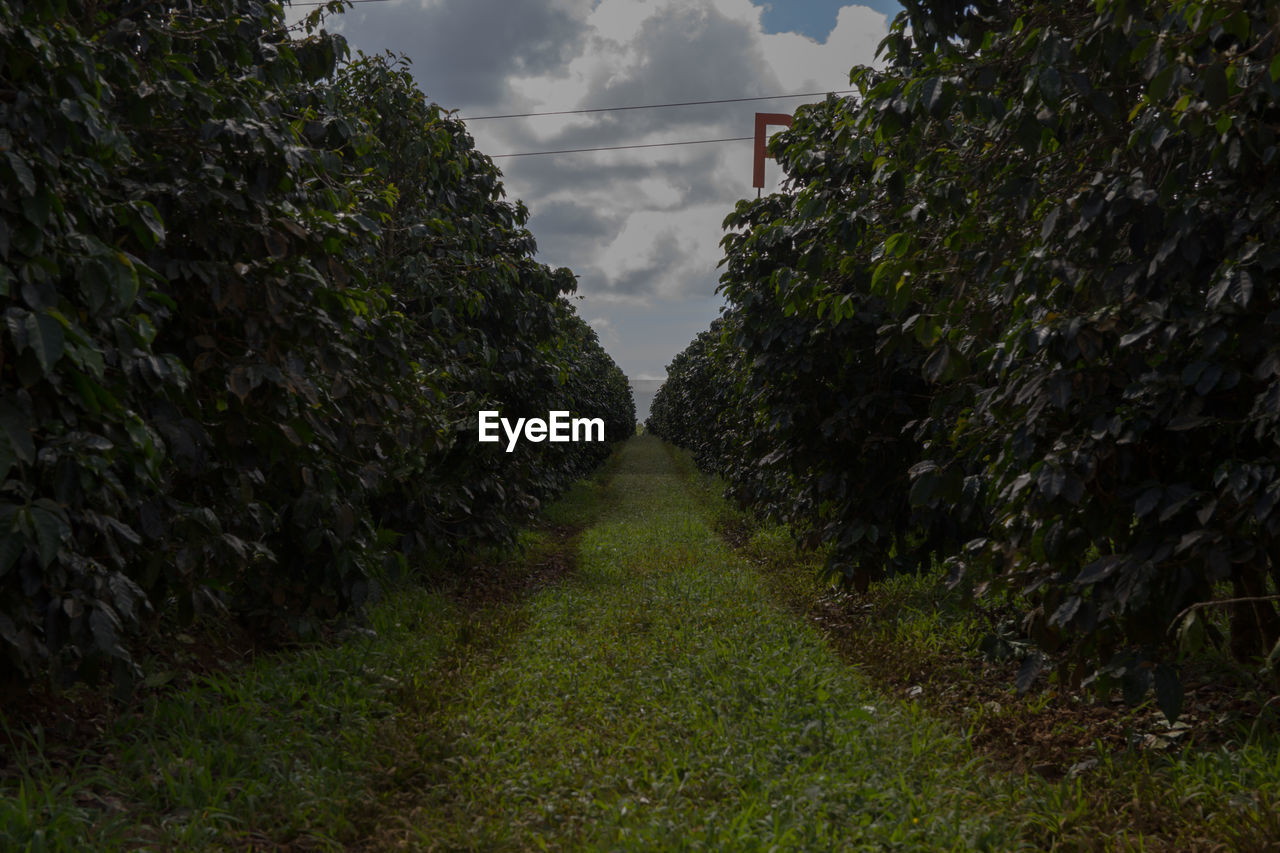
[0,457,621,852]
[387,435,1047,850]
[1,583,466,850]
[6,435,1279,850]
[663,445,1280,851]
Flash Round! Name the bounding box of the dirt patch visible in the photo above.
[349,522,585,852]
[0,616,262,780]
[446,523,581,609]
[802,586,1276,779]
[713,518,1279,781]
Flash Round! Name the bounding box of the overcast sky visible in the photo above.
[290,0,900,378]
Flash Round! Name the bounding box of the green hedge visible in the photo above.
[0,1,632,691]
[654,0,1280,720]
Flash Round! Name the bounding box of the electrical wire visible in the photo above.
[462,90,855,121]
[490,136,755,158]
[481,91,850,157]
[289,0,392,7]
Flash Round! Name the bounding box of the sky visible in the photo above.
[288,0,901,378]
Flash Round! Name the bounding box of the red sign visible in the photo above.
[753,112,794,188]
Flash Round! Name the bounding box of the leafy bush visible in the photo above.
[0,1,631,691]
[657,0,1280,718]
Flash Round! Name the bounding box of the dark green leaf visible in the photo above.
[1050,595,1081,627]
[1181,361,1208,387]
[1194,363,1222,396]
[1135,487,1162,518]
[1121,665,1151,707]
[1202,64,1228,108]
[4,151,36,196]
[1037,66,1061,105]
[1166,414,1210,431]
[0,403,35,474]
[909,471,937,507]
[90,606,122,656]
[1076,555,1122,586]
[21,189,52,229]
[24,312,65,375]
[1177,611,1205,655]
[113,255,139,309]
[1016,652,1044,693]
[31,504,67,568]
[922,344,951,383]
[1148,64,1174,101]
[0,533,23,578]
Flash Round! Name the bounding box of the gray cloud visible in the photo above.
[528,199,624,241]
[607,232,685,296]
[590,231,725,299]
[495,155,678,211]
[582,5,782,114]
[329,0,591,109]
[526,199,627,259]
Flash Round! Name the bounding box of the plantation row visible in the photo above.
[0,1,633,689]
[651,0,1280,719]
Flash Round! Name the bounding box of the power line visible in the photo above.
[289,0,392,7]
[490,136,755,158]
[463,90,855,121]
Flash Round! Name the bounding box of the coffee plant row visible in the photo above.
[651,0,1280,720]
[0,0,634,690]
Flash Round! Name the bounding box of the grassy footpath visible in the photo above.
[380,435,1049,850]
[7,434,1272,849]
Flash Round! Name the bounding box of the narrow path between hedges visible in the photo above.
[375,435,1042,850]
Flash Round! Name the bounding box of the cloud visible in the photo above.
[323,0,594,107]
[602,229,687,296]
[583,4,781,113]
[527,199,627,261]
[587,314,619,346]
[296,0,890,376]
[760,4,889,90]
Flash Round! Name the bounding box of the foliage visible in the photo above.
[326,52,633,560]
[0,1,631,690]
[647,318,736,471]
[656,0,1280,719]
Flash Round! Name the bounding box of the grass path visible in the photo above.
[5,435,1276,849]
[6,436,1278,849]
[384,435,1044,850]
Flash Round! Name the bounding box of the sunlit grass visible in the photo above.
[394,435,1039,850]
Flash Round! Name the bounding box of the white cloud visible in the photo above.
[587,0,659,43]
[761,6,888,90]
